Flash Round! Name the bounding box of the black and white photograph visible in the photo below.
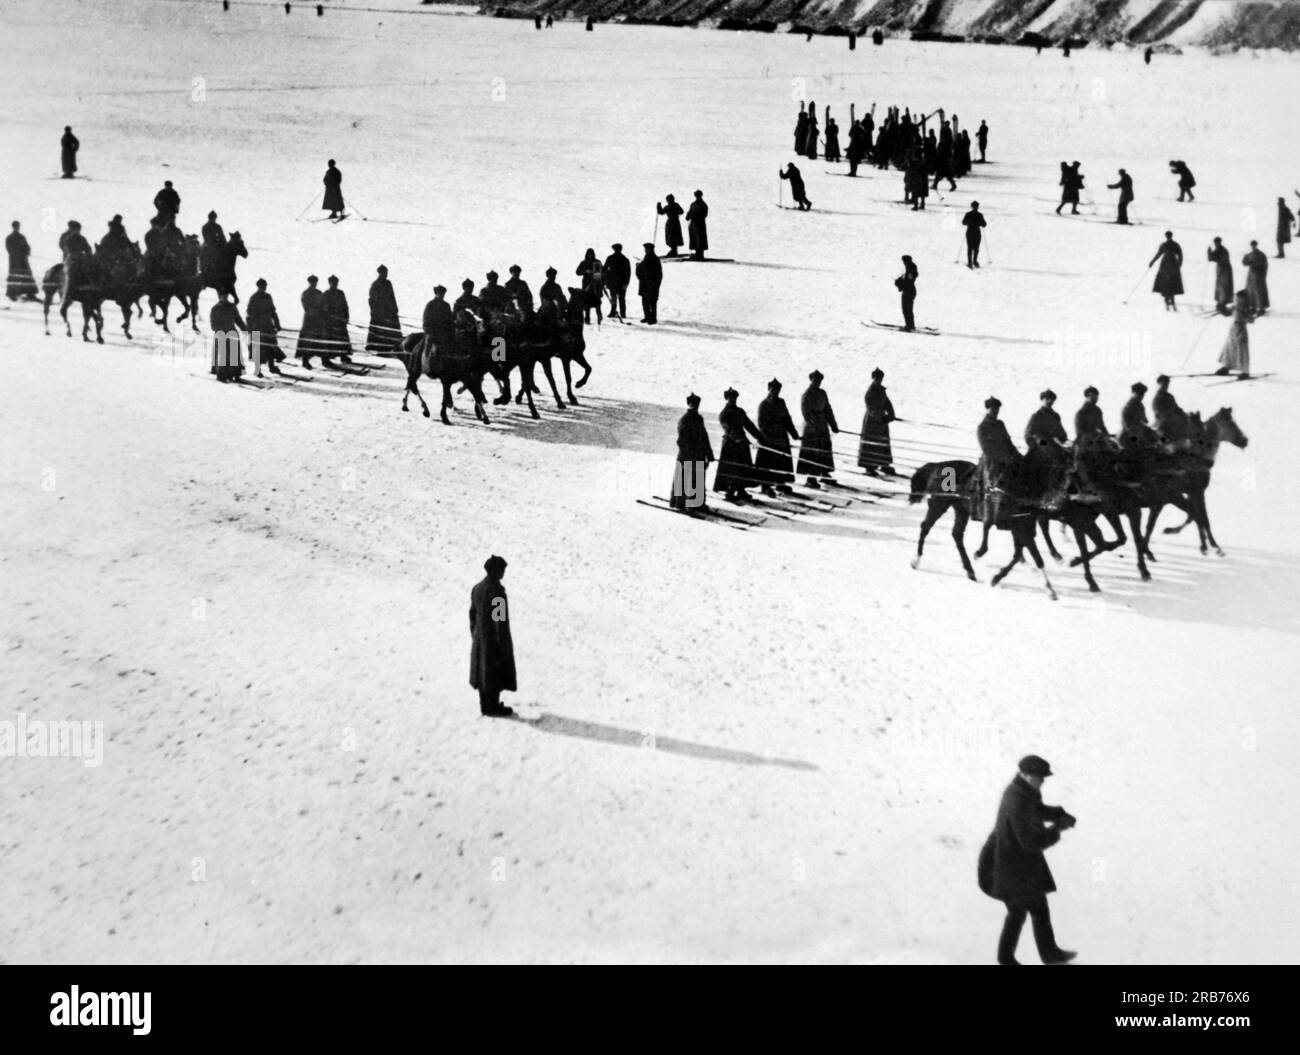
[2,0,1297,991]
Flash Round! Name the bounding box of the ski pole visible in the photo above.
[1121,262,1152,304]
[294,189,321,221]
[1180,313,1216,368]
[344,197,369,221]
[984,230,993,265]
[652,209,659,246]
[1199,261,1210,312]
[778,173,784,209]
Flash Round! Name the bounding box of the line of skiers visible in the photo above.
[670,369,899,510]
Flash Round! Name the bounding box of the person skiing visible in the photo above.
[365,264,402,351]
[1149,230,1184,311]
[857,368,896,476]
[657,194,684,257]
[1207,237,1233,314]
[322,159,344,220]
[1170,160,1196,202]
[976,120,988,163]
[575,249,604,326]
[504,264,534,319]
[671,393,714,511]
[976,397,1022,524]
[1024,390,1067,448]
[686,190,709,260]
[321,275,352,361]
[796,370,839,488]
[5,221,40,301]
[713,388,766,504]
[245,278,285,375]
[603,244,630,321]
[846,120,866,177]
[1107,168,1134,225]
[754,378,799,497]
[152,180,181,227]
[977,755,1077,966]
[1243,241,1269,315]
[469,555,516,719]
[780,162,812,210]
[1055,162,1079,216]
[60,126,79,179]
[635,243,661,324]
[296,275,329,368]
[1119,382,1158,449]
[1276,197,1295,259]
[201,211,226,247]
[209,289,248,384]
[1216,289,1254,379]
[1073,386,1110,450]
[962,201,986,268]
[895,255,919,331]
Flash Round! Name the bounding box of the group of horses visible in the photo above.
[909,407,1249,599]
[41,227,247,342]
[385,292,594,426]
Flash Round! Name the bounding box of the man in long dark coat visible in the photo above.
[469,555,516,718]
[976,397,1022,522]
[245,278,284,375]
[1119,381,1158,449]
[603,244,630,321]
[1073,386,1109,450]
[6,221,40,301]
[1207,237,1233,314]
[858,367,896,475]
[635,244,661,324]
[1149,230,1184,310]
[61,126,79,178]
[364,264,401,351]
[686,191,708,260]
[977,755,1077,965]
[780,163,812,210]
[1277,197,1295,259]
[797,370,838,488]
[755,378,799,496]
[657,195,684,256]
[322,159,344,219]
[1242,240,1269,315]
[671,392,713,511]
[321,275,352,361]
[421,284,453,368]
[1024,390,1067,448]
[209,290,247,383]
[296,274,331,368]
[713,388,766,503]
[480,269,511,317]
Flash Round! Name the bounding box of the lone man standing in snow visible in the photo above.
[1108,168,1134,225]
[962,201,986,268]
[686,190,709,260]
[322,159,344,220]
[978,755,1077,966]
[61,126,79,179]
[470,555,516,719]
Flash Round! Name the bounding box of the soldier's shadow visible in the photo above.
[518,713,818,771]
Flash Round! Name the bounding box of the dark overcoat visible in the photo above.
[657,202,684,249]
[469,576,516,694]
[322,166,344,213]
[858,381,895,468]
[754,394,798,482]
[686,199,709,253]
[977,776,1061,903]
[1151,240,1183,296]
[796,386,837,476]
[365,277,401,351]
[671,407,714,509]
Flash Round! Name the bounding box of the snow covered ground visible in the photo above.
[2,1,1298,964]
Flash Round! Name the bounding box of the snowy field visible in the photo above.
[2,0,1299,964]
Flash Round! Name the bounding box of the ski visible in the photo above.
[661,257,737,264]
[1206,372,1275,385]
[637,498,749,530]
[864,320,940,335]
[651,496,764,525]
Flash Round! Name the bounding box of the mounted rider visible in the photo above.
[1024,389,1067,449]
[976,396,1023,524]
[504,265,533,319]
[537,266,568,318]
[59,220,92,258]
[478,270,511,317]
[1152,374,1189,450]
[201,211,226,247]
[152,180,181,228]
[1119,381,1159,450]
[453,278,481,318]
[99,214,133,255]
[1073,386,1113,452]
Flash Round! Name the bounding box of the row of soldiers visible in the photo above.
[670,369,899,509]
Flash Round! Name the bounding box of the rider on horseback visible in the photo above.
[1152,374,1190,451]
[201,211,226,247]
[59,221,92,258]
[100,215,132,254]
[1119,382,1160,450]
[977,397,1024,525]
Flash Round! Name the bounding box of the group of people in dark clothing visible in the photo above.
[670,369,898,510]
[655,190,710,261]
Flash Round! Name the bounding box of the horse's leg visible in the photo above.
[951,505,977,581]
[494,366,512,405]
[910,500,943,570]
[1126,510,1151,580]
[561,357,578,406]
[1071,523,1100,593]
[121,301,132,339]
[1021,527,1058,600]
[190,294,201,332]
[1039,512,1062,562]
[470,376,491,424]
[539,356,565,410]
[574,351,592,389]
[43,296,51,336]
[1195,491,1224,556]
[439,379,453,425]
[973,516,993,560]
[1161,511,1194,536]
[94,305,104,344]
[61,300,72,338]
[520,360,539,419]
[990,535,1022,588]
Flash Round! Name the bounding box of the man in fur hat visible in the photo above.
[469,555,516,718]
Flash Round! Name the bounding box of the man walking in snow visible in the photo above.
[469,555,516,719]
[962,201,986,268]
[780,162,812,210]
[978,755,1077,966]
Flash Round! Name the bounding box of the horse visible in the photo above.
[95,240,145,339]
[42,255,104,343]
[145,229,201,333]
[909,443,1071,599]
[1142,407,1248,557]
[387,313,494,424]
[199,232,247,304]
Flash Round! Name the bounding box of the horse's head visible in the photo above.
[229,232,248,258]
[1210,407,1248,450]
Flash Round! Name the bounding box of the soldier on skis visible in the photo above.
[780,162,812,210]
[671,393,713,511]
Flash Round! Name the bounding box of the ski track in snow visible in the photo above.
[1,0,1298,964]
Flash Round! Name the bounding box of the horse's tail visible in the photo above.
[909,462,937,504]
